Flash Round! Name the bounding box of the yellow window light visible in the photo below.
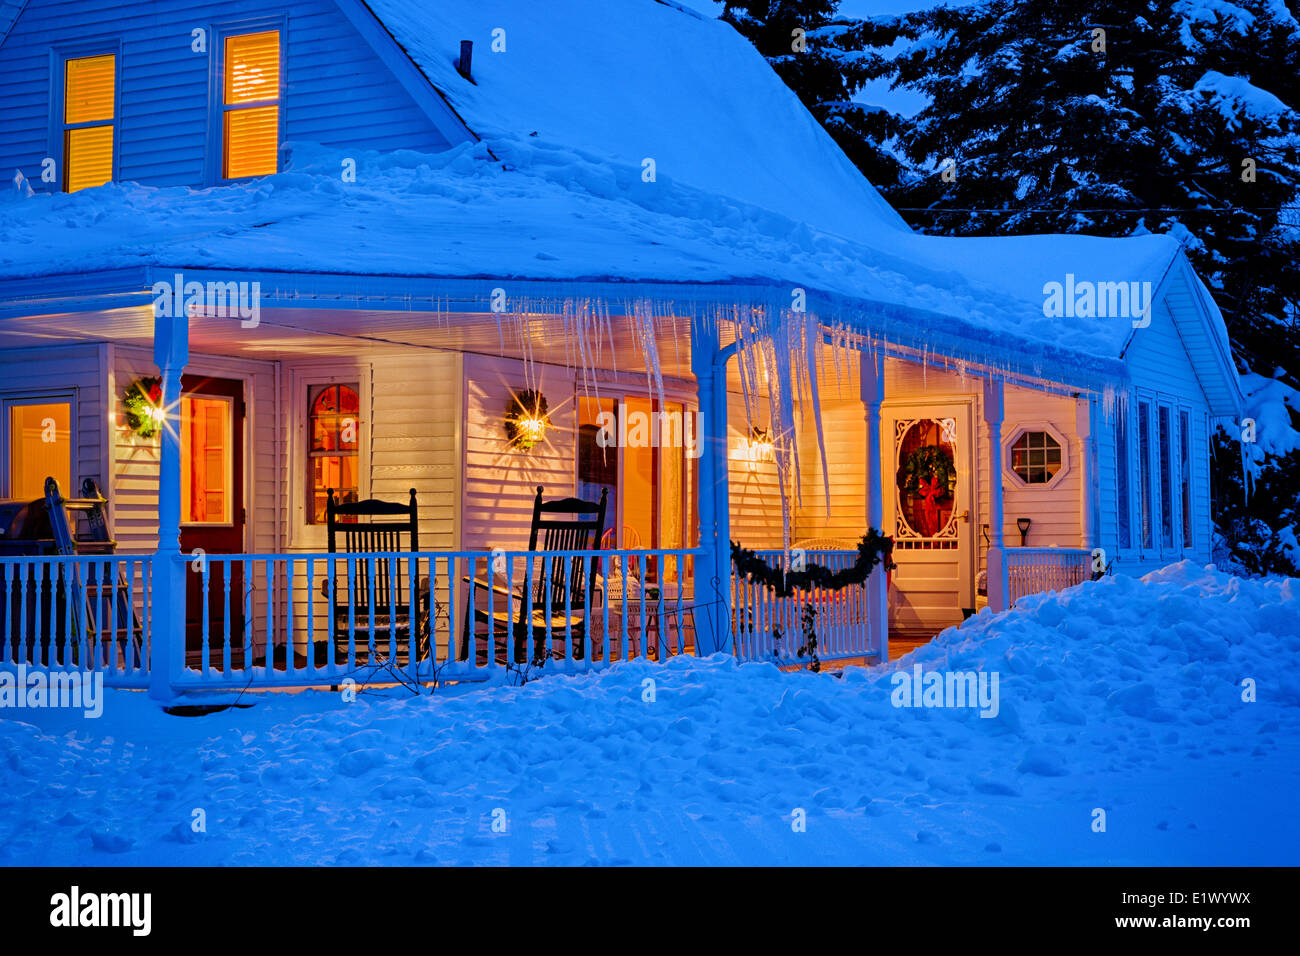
[63,53,115,192]
[223,31,280,179]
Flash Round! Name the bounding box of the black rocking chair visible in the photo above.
[322,487,430,668]
[462,485,608,665]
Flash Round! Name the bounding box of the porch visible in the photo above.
[0,275,1104,697]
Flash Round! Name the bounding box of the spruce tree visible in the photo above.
[721,1,910,190]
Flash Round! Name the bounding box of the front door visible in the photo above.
[178,375,245,664]
[882,401,974,636]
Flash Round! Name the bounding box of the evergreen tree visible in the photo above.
[838,0,1300,385]
[730,0,1300,575]
[721,1,910,190]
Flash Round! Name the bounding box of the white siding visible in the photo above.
[0,343,107,500]
[110,345,278,555]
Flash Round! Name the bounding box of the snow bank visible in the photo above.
[1,562,1295,865]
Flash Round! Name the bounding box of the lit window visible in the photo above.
[181,395,233,524]
[1009,430,1062,485]
[223,31,280,179]
[307,384,359,524]
[62,54,115,192]
[7,401,72,500]
[578,395,695,584]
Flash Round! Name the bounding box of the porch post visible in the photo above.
[859,348,888,661]
[150,296,188,701]
[983,376,1008,612]
[1077,394,1100,552]
[690,316,733,656]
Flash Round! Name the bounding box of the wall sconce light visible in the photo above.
[1017,517,1032,547]
[749,426,775,462]
[504,389,549,451]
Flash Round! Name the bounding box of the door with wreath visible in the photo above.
[881,402,974,636]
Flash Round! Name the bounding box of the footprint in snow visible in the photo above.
[90,831,133,854]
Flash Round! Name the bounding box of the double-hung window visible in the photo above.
[61,53,116,192]
[1180,410,1193,549]
[1137,400,1154,550]
[1158,404,1174,549]
[220,30,281,179]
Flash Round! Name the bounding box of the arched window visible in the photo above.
[307,383,359,524]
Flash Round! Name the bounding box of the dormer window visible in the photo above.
[222,30,281,179]
[62,53,116,192]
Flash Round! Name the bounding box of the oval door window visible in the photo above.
[895,418,958,538]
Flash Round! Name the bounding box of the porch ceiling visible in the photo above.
[0,305,697,378]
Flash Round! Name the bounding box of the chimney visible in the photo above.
[456,40,473,81]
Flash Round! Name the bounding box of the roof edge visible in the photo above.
[333,0,478,149]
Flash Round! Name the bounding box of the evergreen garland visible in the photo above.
[121,376,164,440]
[730,530,894,597]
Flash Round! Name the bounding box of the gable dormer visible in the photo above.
[0,0,473,192]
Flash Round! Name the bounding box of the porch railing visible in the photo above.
[1004,547,1092,607]
[731,550,881,663]
[0,555,152,687]
[178,548,704,689]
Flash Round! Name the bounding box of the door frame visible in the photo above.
[880,395,977,622]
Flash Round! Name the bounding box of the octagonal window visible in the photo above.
[1010,430,1061,485]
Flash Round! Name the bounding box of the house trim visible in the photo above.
[334,0,477,149]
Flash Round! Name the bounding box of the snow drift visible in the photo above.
[0,562,1295,865]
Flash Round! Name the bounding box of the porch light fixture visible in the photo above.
[504,389,550,450]
[749,426,775,461]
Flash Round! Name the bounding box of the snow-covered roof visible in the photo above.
[0,0,1230,376]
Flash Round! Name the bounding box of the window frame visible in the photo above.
[1114,394,1132,552]
[48,41,122,194]
[179,391,236,529]
[1179,408,1194,551]
[1002,421,1071,489]
[573,385,698,561]
[206,17,287,185]
[305,382,363,527]
[288,364,369,547]
[0,391,79,500]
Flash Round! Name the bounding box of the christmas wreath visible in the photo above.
[122,376,164,439]
[898,444,956,499]
[504,389,549,449]
[730,530,895,598]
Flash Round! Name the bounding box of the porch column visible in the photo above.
[690,317,734,656]
[983,376,1008,612]
[1077,394,1100,553]
[859,349,888,661]
[150,298,188,701]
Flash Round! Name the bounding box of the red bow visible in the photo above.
[917,475,944,535]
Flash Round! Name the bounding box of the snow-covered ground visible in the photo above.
[1,562,1296,866]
